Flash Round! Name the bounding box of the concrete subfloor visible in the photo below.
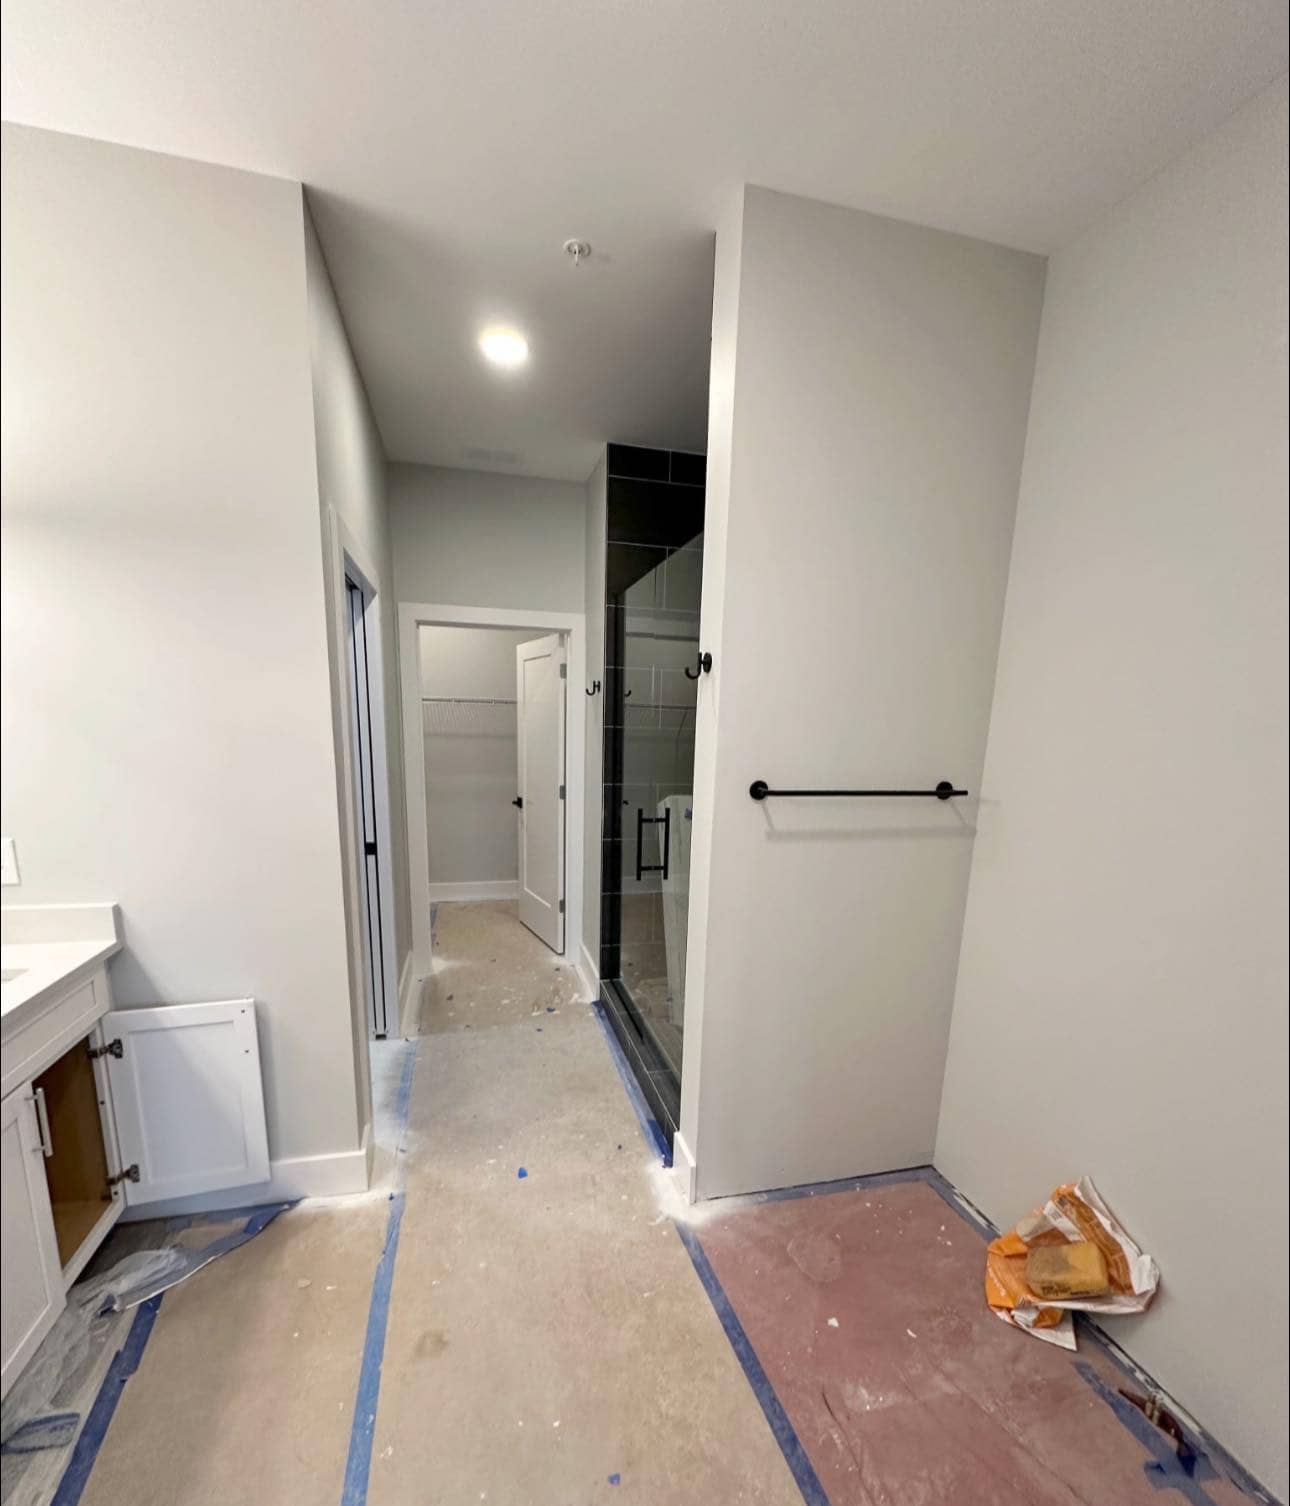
[28,900,1265,1506]
[62,902,800,1506]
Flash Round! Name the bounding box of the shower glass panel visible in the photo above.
[616,542,702,1080]
[599,443,705,1142]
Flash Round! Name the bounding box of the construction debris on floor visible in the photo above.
[691,1173,1251,1506]
[985,1176,1160,1347]
[2,905,1265,1506]
[0,1205,288,1506]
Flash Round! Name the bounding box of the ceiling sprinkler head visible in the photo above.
[563,238,592,267]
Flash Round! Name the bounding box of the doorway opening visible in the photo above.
[418,623,566,953]
[345,573,392,1037]
[399,602,589,1002]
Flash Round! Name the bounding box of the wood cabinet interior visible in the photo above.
[32,1040,113,1269]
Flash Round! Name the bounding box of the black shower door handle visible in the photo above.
[635,805,671,882]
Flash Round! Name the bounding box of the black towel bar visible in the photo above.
[749,780,967,802]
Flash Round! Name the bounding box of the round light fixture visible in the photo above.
[478,327,529,369]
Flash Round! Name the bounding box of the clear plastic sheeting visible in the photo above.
[1,1203,289,1506]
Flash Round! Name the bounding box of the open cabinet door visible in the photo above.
[515,633,566,953]
[102,1000,270,1207]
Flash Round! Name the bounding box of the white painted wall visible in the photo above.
[682,185,1045,1199]
[305,204,410,972]
[937,78,1289,1498]
[389,463,587,612]
[304,203,405,1134]
[582,454,607,979]
[418,625,531,887]
[0,125,362,1175]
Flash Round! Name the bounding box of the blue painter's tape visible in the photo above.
[1074,1362,1224,1506]
[712,1168,1277,1503]
[51,1297,162,1506]
[697,1164,999,1242]
[340,1037,419,1506]
[590,1001,670,1165]
[673,1221,831,1506]
[1,1412,81,1454]
[591,1002,827,1503]
[46,1200,290,1501]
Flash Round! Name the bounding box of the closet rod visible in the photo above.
[422,696,516,706]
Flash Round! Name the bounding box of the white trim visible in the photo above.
[400,601,586,984]
[118,1136,371,1220]
[670,1130,698,1205]
[577,942,600,1004]
[427,879,519,903]
[324,508,400,1052]
[396,948,419,1037]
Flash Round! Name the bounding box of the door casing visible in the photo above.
[399,602,587,1000]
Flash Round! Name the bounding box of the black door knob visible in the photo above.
[512,796,523,809]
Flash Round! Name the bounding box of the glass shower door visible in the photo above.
[614,537,702,1081]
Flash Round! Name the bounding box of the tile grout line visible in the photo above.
[340,1036,421,1506]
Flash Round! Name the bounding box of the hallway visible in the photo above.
[364,901,800,1502]
[54,904,801,1505]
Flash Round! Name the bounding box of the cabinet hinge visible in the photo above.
[108,1164,140,1188]
[558,899,565,914]
[559,663,567,679]
[88,1038,124,1061]
[559,783,566,800]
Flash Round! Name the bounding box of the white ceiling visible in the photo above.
[3,2,1286,482]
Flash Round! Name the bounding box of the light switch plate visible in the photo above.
[0,837,19,886]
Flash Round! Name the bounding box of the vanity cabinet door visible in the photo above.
[101,999,270,1207]
[0,1084,66,1399]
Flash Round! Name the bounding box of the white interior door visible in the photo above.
[102,1000,270,1206]
[515,633,566,952]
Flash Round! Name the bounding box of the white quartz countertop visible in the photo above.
[0,904,123,1033]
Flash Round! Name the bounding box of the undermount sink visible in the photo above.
[1,968,27,984]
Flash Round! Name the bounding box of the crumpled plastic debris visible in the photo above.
[1,1202,289,1489]
[985,1176,1159,1348]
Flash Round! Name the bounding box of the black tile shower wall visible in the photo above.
[607,479,705,551]
[606,443,669,482]
[598,443,705,985]
[668,449,706,487]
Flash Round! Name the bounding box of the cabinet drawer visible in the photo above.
[1,973,107,1100]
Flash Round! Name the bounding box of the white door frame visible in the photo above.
[324,509,401,1060]
[399,601,586,991]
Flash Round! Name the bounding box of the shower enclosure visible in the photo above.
[599,443,705,1143]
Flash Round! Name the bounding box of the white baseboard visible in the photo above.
[670,1130,698,1205]
[427,879,518,902]
[576,942,600,1003]
[120,1134,371,1220]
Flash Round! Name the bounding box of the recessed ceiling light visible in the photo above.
[479,327,529,369]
